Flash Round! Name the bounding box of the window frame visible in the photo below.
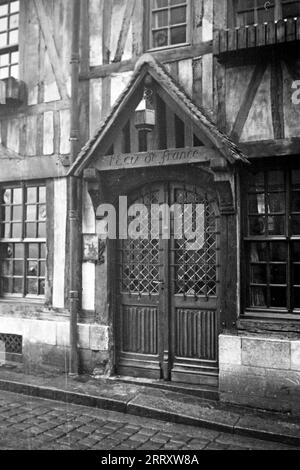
[241,160,300,321]
[229,0,300,29]
[0,181,47,301]
[147,0,191,52]
[0,0,19,80]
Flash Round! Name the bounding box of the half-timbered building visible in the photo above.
[0,0,300,415]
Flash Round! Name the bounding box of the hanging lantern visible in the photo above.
[134,83,156,133]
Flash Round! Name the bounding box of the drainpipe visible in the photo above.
[69,0,81,375]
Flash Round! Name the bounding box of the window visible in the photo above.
[0,0,19,79]
[235,0,300,27]
[0,184,46,298]
[150,0,189,49]
[243,165,300,315]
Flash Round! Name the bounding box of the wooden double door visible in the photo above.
[116,181,220,386]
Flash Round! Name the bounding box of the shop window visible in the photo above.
[150,0,189,49]
[0,0,19,80]
[243,166,300,314]
[235,0,300,27]
[0,184,46,299]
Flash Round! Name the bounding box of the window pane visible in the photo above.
[249,216,265,235]
[270,265,286,285]
[270,242,287,262]
[12,223,22,238]
[40,243,46,259]
[14,243,23,258]
[292,242,300,261]
[8,29,18,45]
[152,29,168,47]
[268,193,285,213]
[293,264,300,285]
[26,223,36,238]
[27,279,38,295]
[153,10,168,28]
[170,6,186,25]
[9,13,18,29]
[10,64,18,79]
[1,277,10,293]
[26,187,37,203]
[0,17,7,32]
[294,288,300,308]
[268,171,284,191]
[291,215,300,235]
[39,187,46,203]
[249,171,264,192]
[251,264,267,284]
[251,287,267,307]
[10,1,19,14]
[26,205,36,221]
[27,260,38,277]
[39,280,45,296]
[4,223,10,238]
[0,4,8,15]
[28,243,39,259]
[249,242,267,262]
[2,189,11,204]
[0,67,8,79]
[38,205,46,221]
[292,169,300,189]
[292,191,300,212]
[270,287,286,308]
[38,222,46,238]
[12,205,22,221]
[0,53,8,66]
[248,193,265,214]
[0,32,7,47]
[11,50,18,63]
[170,25,186,44]
[267,216,285,235]
[1,260,12,276]
[153,0,168,7]
[13,277,22,294]
[170,0,185,5]
[40,261,45,277]
[14,260,23,276]
[13,188,22,204]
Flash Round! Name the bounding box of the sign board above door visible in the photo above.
[94,147,219,172]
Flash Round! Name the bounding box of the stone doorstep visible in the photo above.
[0,376,299,447]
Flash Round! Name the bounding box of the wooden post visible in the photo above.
[69,0,81,376]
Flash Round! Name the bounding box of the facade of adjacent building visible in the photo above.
[0,0,300,415]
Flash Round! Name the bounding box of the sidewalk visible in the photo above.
[0,364,300,447]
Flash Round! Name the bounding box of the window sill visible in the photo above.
[0,297,45,306]
[147,42,190,53]
[237,315,300,335]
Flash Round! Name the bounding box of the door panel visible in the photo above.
[169,183,219,385]
[116,182,219,384]
[116,185,164,378]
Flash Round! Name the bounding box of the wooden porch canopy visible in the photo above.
[68,54,248,178]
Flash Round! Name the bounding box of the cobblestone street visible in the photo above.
[0,390,298,451]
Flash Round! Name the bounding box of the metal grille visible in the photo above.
[120,189,160,295]
[174,189,217,298]
[0,333,22,354]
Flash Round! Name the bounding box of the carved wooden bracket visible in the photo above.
[210,158,235,216]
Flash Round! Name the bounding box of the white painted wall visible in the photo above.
[52,178,67,309]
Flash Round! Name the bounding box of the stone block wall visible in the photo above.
[219,334,300,416]
[0,317,109,375]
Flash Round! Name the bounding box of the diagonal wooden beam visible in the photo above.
[271,59,284,140]
[33,0,70,100]
[113,0,137,63]
[230,62,268,142]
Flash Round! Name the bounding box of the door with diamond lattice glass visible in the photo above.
[116,182,219,385]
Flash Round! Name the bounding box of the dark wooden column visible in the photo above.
[211,159,238,331]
